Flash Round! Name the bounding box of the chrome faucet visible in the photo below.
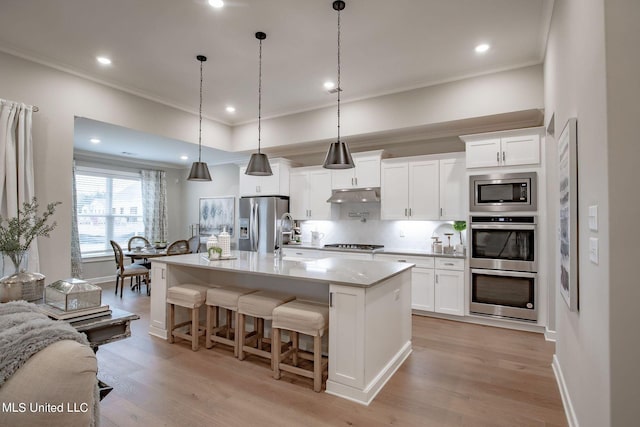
[276,212,293,260]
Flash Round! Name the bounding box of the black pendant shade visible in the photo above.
[187,161,212,181]
[323,141,354,169]
[245,31,274,176]
[187,54,212,181]
[323,0,354,169]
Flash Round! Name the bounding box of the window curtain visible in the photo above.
[70,161,83,278]
[141,170,168,243]
[0,99,39,271]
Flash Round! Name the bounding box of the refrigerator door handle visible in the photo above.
[251,201,259,251]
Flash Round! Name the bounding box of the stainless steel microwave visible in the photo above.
[469,172,537,212]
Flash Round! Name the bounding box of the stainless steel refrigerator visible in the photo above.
[238,196,290,253]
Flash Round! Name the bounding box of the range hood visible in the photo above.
[327,188,381,204]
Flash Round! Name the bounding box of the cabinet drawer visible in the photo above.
[375,254,434,269]
[434,257,465,270]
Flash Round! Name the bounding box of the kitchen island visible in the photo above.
[149,251,413,405]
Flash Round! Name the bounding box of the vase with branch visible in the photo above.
[0,198,60,302]
[452,220,467,255]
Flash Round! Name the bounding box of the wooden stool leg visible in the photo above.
[168,303,175,343]
[257,317,264,349]
[233,311,240,358]
[206,305,213,349]
[225,309,232,339]
[191,307,199,351]
[313,335,322,392]
[272,327,281,375]
[238,313,246,360]
[292,331,299,367]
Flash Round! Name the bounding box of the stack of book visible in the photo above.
[37,303,111,322]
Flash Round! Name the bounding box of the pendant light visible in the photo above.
[187,55,212,181]
[323,0,354,169]
[245,32,274,176]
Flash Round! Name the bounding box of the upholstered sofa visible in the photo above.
[0,301,99,427]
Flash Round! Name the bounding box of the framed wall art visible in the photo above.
[558,117,579,311]
[199,196,235,237]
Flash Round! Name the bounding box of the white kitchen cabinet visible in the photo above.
[289,166,332,220]
[381,155,465,221]
[439,157,466,219]
[325,250,373,261]
[375,254,464,317]
[434,257,465,316]
[239,160,292,196]
[281,247,324,260]
[331,150,383,190]
[462,128,543,169]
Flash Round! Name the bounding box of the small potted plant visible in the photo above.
[452,220,467,255]
[207,246,222,260]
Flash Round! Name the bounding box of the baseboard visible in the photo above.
[544,328,557,342]
[86,275,115,285]
[552,354,579,427]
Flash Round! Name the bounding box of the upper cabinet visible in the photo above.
[239,159,293,197]
[381,155,466,221]
[289,166,332,220]
[331,150,384,190]
[461,127,544,169]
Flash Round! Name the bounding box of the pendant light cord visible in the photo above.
[198,58,204,162]
[337,4,341,143]
[258,37,263,154]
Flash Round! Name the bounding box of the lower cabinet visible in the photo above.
[375,254,465,317]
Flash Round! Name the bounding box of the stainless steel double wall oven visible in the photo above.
[469,215,538,321]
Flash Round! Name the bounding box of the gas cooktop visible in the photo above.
[324,244,384,251]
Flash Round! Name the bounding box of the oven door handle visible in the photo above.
[470,224,536,231]
[471,268,537,279]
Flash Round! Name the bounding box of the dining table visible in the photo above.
[123,247,168,261]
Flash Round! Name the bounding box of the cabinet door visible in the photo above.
[255,163,281,195]
[239,167,260,196]
[380,162,409,220]
[331,168,355,190]
[412,267,435,312]
[501,134,540,166]
[308,169,333,220]
[354,156,381,188]
[439,158,466,220]
[434,269,464,316]
[329,284,365,388]
[289,170,309,220]
[465,139,501,168]
[408,160,439,220]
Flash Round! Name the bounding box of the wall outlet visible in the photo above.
[588,205,598,231]
[589,237,599,264]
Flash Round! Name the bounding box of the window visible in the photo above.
[75,166,144,256]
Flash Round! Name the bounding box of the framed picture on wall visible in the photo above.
[558,117,579,311]
[199,196,235,237]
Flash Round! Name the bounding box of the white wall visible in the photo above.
[232,65,544,151]
[543,0,640,425]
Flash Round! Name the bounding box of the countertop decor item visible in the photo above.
[44,278,102,312]
[244,31,273,176]
[187,55,212,181]
[218,229,231,257]
[0,198,60,302]
[453,220,467,255]
[323,0,355,169]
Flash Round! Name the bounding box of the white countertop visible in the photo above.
[151,251,413,288]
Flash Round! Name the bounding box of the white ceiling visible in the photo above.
[0,0,552,166]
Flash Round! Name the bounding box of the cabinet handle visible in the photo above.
[161,269,165,280]
[404,208,408,216]
[435,274,439,284]
[440,207,443,217]
[398,259,407,262]
[444,262,454,266]
[502,151,506,162]
[355,177,358,186]
[308,209,312,217]
[409,208,412,216]
[329,292,333,307]
[497,152,500,162]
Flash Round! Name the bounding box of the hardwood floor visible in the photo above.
[97,282,567,426]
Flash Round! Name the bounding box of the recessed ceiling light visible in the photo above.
[90,138,101,144]
[180,155,189,160]
[226,106,236,113]
[475,43,490,53]
[96,56,112,65]
[208,0,224,8]
[324,81,335,90]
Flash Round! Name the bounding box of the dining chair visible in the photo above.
[110,240,150,297]
[166,239,190,255]
[127,235,152,268]
[188,235,201,254]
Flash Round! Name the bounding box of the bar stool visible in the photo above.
[237,291,295,366]
[272,300,329,392]
[205,286,257,357]
[167,283,212,351]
